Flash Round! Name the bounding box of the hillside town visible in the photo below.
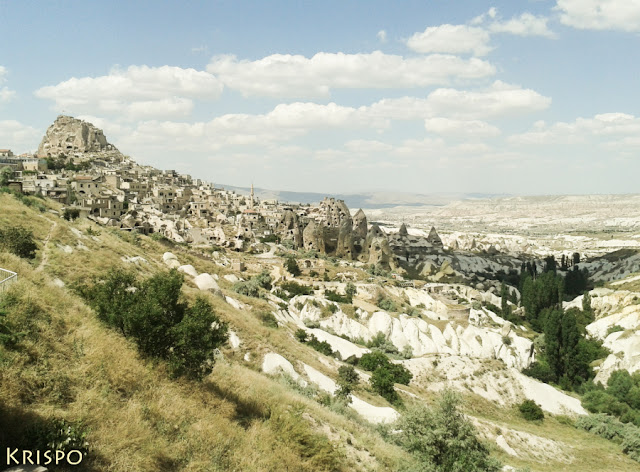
[1,115,449,273]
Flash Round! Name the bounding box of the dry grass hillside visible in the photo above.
[1,191,639,471]
[0,193,409,471]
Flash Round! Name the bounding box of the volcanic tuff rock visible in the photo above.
[37,115,117,158]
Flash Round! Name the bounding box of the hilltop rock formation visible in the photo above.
[37,115,118,158]
[280,210,304,247]
[427,226,443,246]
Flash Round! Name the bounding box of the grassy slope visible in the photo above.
[1,191,639,471]
[0,193,407,471]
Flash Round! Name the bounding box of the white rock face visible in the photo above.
[404,356,586,416]
[308,328,370,360]
[497,435,518,456]
[349,396,399,424]
[178,264,199,277]
[193,273,221,292]
[225,296,246,311]
[583,289,640,383]
[122,255,148,265]
[262,353,300,380]
[162,252,177,262]
[302,363,337,394]
[301,363,398,423]
[57,244,73,254]
[224,274,241,283]
[228,330,241,349]
[52,278,65,287]
[316,309,532,369]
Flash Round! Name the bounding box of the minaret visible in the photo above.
[250,183,254,209]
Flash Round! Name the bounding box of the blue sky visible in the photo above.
[1,0,639,195]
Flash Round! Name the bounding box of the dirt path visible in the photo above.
[36,218,57,273]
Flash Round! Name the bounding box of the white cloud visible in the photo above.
[0,87,15,103]
[406,24,492,56]
[345,139,393,153]
[116,101,389,155]
[470,7,498,25]
[555,0,640,32]
[207,51,495,98]
[490,12,556,38]
[35,65,222,120]
[424,117,501,137]
[0,120,41,152]
[424,80,551,119]
[508,112,640,145]
[367,81,550,121]
[0,66,16,103]
[377,30,387,42]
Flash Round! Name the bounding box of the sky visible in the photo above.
[1,0,639,196]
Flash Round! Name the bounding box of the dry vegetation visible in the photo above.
[1,191,639,471]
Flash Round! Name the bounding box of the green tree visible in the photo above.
[359,351,390,372]
[0,166,12,187]
[127,270,186,357]
[370,366,400,404]
[389,389,501,472]
[500,281,511,319]
[336,365,359,400]
[82,269,227,380]
[0,226,38,259]
[168,297,228,379]
[285,256,301,276]
[582,291,592,313]
[518,400,545,421]
[345,282,357,302]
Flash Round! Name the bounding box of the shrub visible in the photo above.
[377,296,397,312]
[259,311,278,328]
[401,344,414,359]
[307,334,335,357]
[325,289,350,304]
[279,281,312,298]
[295,328,309,343]
[260,234,279,243]
[359,350,412,403]
[25,418,89,456]
[576,413,627,440]
[285,256,301,276]
[62,208,80,221]
[168,297,229,380]
[0,226,38,259]
[359,351,389,372]
[345,282,357,300]
[0,308,22,348]
[234,271,272,298]
[366,331,399,355]
[336,365,359,399]
[522,360,555,384]
[150,232,169,242]
[607,325,626,336]
[327,303,338,314]
[82,269,227,379]
[233,279,260,298]
[518,400,544,421]
[388,389,502,472]
[371,366,400,404]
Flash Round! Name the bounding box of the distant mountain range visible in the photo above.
[219,184,508,209]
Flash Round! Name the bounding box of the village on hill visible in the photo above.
[4,115,640,472]
[1,115,453,277]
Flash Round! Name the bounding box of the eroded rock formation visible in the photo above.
[37,115,118,158]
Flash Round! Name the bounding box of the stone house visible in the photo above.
[71,175,103,196]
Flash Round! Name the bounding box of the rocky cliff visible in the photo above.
[37,115,118,158]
